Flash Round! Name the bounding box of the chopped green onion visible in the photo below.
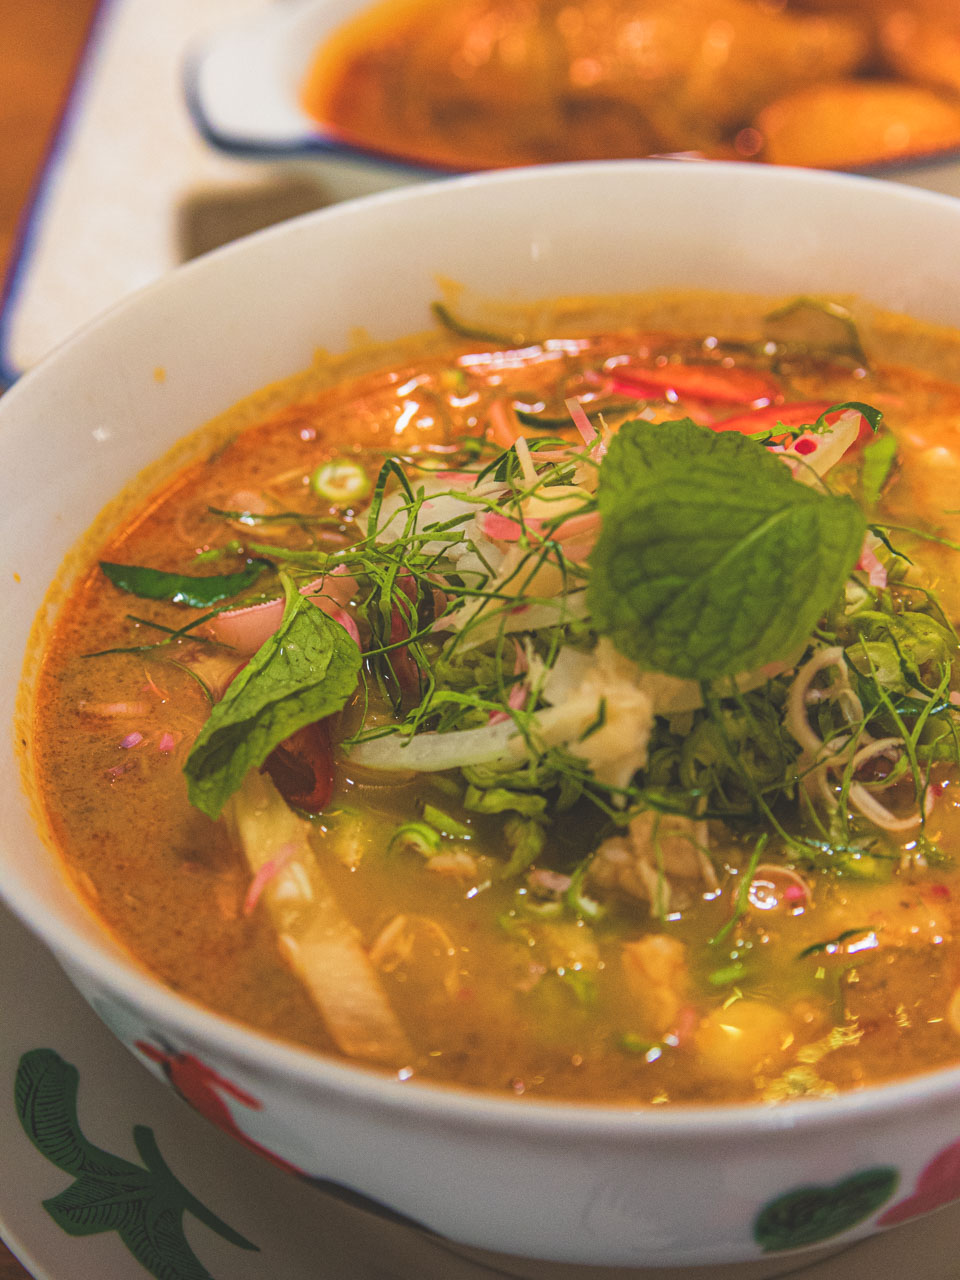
[421,804,472,838]
[707,962,748,987]
[513,890,564,920]
[310,459,372,505]
[564,859,604,921]
[708,833,768,948]
[388,821,442,858]
[429,774,464,801]
[502,818,547,879]
[464,785,547,819]
[559,969,597,1006]
[619,1033,660,1056]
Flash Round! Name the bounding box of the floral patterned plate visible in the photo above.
[2,899,959,1280]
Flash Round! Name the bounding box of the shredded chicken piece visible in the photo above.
[591,811,714,912]
[425,850,478,878]
[621,934,691,1040]
[368,912,462,998]
[317,817,369,870]
[540,919,600,973]
[538,638,655,791]
[526,868,573,897]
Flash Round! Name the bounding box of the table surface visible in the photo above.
[0,1,100,1271]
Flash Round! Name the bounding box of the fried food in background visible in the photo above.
[880,5,960,97]
[302,0,960,171]
[757,80,960,168]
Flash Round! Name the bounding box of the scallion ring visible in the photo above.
[310,459,372,505]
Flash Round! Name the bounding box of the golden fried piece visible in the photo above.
[881,8,960,97]
[305,0,870,168]
[571,0,869,148]
[756,78,960,169]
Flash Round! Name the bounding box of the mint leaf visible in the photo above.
[16,1048,257,1275]
[588,419,866,680]
[184,577,361,818]
[100,559,267,607]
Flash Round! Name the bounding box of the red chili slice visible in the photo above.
[262,719,335,815]
[609,362,780,405]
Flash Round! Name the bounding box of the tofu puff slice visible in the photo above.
[756,79,960,169]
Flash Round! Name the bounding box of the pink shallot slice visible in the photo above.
[242,841,299,917]
[564,396,599,446]
[206,566,359,654]
[480,509,600,546]
[857,537,888,589]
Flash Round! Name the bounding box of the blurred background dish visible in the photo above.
[188,0,960,174]
[7,0,960,384]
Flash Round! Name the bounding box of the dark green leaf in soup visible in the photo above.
[587,419,866,680]
[859,432,898,508]
[762,296,867,365]
[99,559,268,607]
[184,576,361,819]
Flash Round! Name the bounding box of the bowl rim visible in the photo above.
[8,157,960,1137]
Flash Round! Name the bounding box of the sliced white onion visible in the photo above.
[780,409,862,486]
[846,780,931,832]
[348,718,529,772]
[446,591,589,651]
[785,646,848,756]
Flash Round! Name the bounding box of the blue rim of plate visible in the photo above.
[179,43,465,176]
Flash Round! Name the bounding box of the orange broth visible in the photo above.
[30,291,960,1104]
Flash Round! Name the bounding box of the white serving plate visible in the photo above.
[4,898,960,1279]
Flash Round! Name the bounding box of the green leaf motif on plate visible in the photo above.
[14,1048,258,1280]
[753,1166,899,1251]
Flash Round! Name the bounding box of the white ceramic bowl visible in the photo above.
[6,161,960,1270]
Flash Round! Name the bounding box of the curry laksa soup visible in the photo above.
[29,290,960,1106]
